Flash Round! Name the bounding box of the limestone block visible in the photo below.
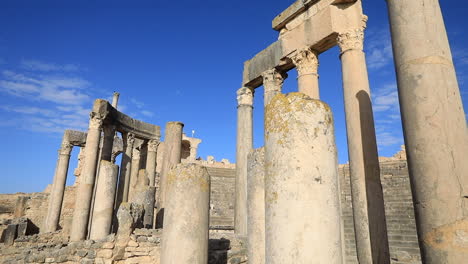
[116,203,144,238]
[2,224,17,245]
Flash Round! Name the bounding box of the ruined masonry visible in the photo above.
[1,0,467,264]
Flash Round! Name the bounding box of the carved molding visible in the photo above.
[337,15,368,54]
[148,139,160,152]
[292,48,319,76]
[237,87,254,107]
[88,113,104,130]
[124,133,135,149]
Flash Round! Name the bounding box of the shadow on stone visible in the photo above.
[208,238,231,264]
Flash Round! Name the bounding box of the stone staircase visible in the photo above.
[206,167,236,230]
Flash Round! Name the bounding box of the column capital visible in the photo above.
[262,68,287,92]
[237,87,254,107]
[88,114,104,130]
[148,139,160,152]
[123,133,135,147]
[292,48,319,77]
[59,142,73,155]
[337,15,368,54]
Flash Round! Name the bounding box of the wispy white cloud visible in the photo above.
[365,29,393,70]
[130,98,145,109]
[376,131,403,147]
[141,110,154,117]
[20,59,79,72]
[372,83,399,112]
[0,70,90,105]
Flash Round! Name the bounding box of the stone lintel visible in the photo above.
[63,130,87,147]
[91,99,161,140]
[243,2,362,88]
[272,0,320,31]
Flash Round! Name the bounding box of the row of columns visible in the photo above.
[237,17,389,263]
[239,0,468,263]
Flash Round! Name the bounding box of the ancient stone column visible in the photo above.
[264,93,342,263]
[160,164,210,264]
[100,125,115,162]
[128,142,142,202]
[89,160,119,240]
[234,87,254,235]
[247,147,265,264]
[44,141,73,233]
[70,114,103,241]
[146,139,159,186]
[292,47,320,99]
[337,18,390,264]
[262,68,286,106]
[115,133,134,208]
[189,138,202,161]
[385,1,468,262]
[132,169,156,229]
[111,92,120,108]
[156,121,183,228]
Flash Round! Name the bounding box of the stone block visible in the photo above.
[2,224,17,245]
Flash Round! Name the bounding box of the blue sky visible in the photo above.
[0,0,467,193]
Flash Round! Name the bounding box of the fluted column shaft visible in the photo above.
[44,141,73,233]
[70,114,103,241]
[292,48,320,99]
[338,17,390,264]
[386,0,468,262]
[234,87,254,235]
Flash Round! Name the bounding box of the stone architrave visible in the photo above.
[160,164,210,264]
[247,147,265,264]
[264,93,342,263]
[234,87,254,235]
[291,47,320,99]
[44,141,73,233]
[262,69,286,107]
[156,121,183,228]
[385,0,468,262]
[70,114,103,241]
[337,17,390,264]
[89,160,119,240]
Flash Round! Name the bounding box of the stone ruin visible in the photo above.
[1,0,467,264]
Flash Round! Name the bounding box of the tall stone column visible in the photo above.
[89,160,119,240]
[146,139,159,186]
[337,17,390,264]
[44,141,73,233]
[115,133,134,207]
[262,69,286,106]
[100,125,115,162]
[128,143,142,202]
[70,114,103,241]
[264,93,342,263]
[156,121,183,228]
[292,47,320,99]
[160,164,210,264]
[385,1,468,262]
[111,92,120,108]
[234,87,254,235]
[247,147,265,264]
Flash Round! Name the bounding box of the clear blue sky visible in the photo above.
[0,0,467,193]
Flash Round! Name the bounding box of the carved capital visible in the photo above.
[262,69,287,93]
[292,48,319,76]
[124,133,135,148]
[337,15,368,54]
[148,139,159,152]
[236,87,254,107]
[132,148,141,160]
[88,114,104,130]
[59,142,73,155]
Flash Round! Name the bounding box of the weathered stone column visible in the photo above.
[385,0,468,262]
[160,164,210,264]
[264,93,342,263]
[247,147,265,264]
[188,138,202,161]
[111,92,120,108]
[234,87,254,235]
[292,47,320,99]
[128,142,142,202]
[115,133,134,208]
[100,125,115,162]
[262,68,286,106]
[146,139,159,186]
[70,114,103,241]
[89,160,119,240]
[44,141,73,233]
[337,17,390,264]
[156,121,183,228]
